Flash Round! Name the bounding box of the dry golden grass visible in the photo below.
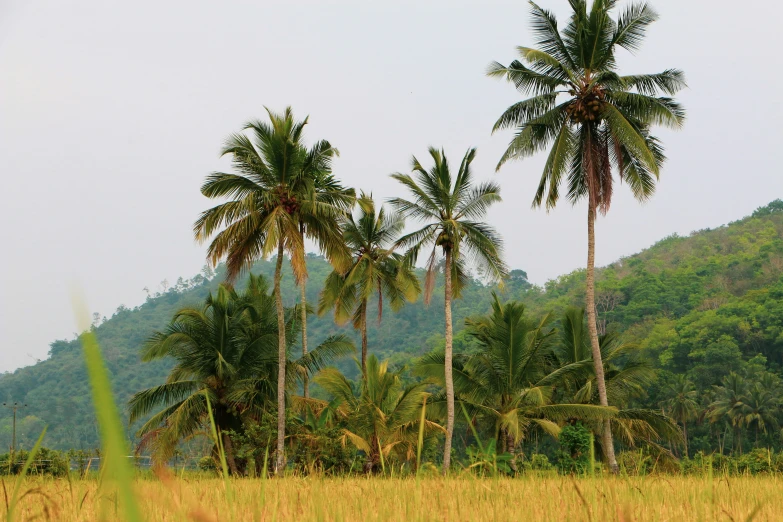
[2,474,780,521]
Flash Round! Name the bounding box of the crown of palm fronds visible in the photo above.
[319,193,421,328]
[489,0,686,214]
[127,274,354,460]
[389,148,508,302]
[314,356,443,462]
[416,294,616,445]
[193,107,352,281]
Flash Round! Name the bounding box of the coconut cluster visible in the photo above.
[567,86,606,124]
[273,187,300,214]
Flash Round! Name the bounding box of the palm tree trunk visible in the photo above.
[366,434,380,474]
[503,429,518,473]
[360,300,368,375]
[299,222,309,399]
[442,249,455,474]
[683,422,688,458]
[300,280,309,399]
[274,239,287,474]
[221,431,240,476]
[586,205,619,474]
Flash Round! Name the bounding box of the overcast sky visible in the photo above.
[1,0,781,373]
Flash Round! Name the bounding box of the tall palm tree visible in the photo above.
[313,355,443,473]
[296,171,355,398]
[662,375,699,456]
[193,107,348,472]
[127,274,352,475]
[319,194,421,373]
[417,295,615,469]
[390,147,507,473]
[488,0,686,472]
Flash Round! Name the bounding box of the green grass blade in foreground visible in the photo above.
[416,396,427,477]
[6,427,45,522]
[204,390,234,512]
[75,301,143,522]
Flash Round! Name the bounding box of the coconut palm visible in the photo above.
[296,172,355,398]
[389,147,507,473]
[127,274,352,474]
[740,383,779,448]
[313,355,443,474]
[488,0,686,472]
[708,372,748,454]
[662,375,699,456]
[554,308,656,405]
[553,307,680,456]
[417,295,615,470]
[193,107,349,471]
[318,194,421,373]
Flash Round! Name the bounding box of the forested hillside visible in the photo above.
[1,200,781,451]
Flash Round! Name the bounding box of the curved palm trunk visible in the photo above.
[300,280,309,398]
[360,300,368,375]
[221,431,240,476]
[274,240,287,474]
[442,249,455,474]
[586,206,619,474]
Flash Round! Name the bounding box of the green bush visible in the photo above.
[197,456,218,474]
[555,424,591,475]
[524,454,553,472]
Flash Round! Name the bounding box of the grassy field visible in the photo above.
[4,474,779,521]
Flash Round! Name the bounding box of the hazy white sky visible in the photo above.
[1,0,781,373]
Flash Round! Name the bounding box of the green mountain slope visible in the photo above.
[1,200,781,451]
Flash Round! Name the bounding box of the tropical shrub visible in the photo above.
[555,423,592,475]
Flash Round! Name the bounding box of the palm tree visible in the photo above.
[662,375,699,456]
[554,308,656,405]
[553,307,680,457]
[127,274,352,474]
[193,107,349,472]
[708,372,748,454]
[417,295,615,470]
[390,147,507,473]
[319,194,421,373]
[295,171,355,399]
[488,0,686,472]
[740,383,779,448]
[313,355,443,473]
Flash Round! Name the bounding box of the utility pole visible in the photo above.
[2,402,27,465]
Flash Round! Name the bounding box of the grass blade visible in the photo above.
[204,390,234,518]
[416,396,427,477]
[74,299,143,522]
